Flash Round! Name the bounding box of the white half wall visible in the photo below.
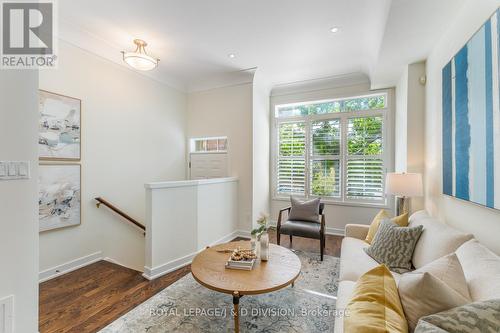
[39,40,187,273]
[0,71,39,332]
[187,83,253,231]
[144,177,238,279]
[425,0,500,254]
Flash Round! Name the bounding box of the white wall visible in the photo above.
[187,83,254,230]
[270,79,396,232]
[39,40,187,273]
[395,67,409,172]
[425,0,500,254]
[252,71,272,227]
[0,71,39,332]
[395,62,426,212]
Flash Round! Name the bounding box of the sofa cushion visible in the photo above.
[344,265,408,333]
[409,211,473,269]
[339,237,376,282]
[415,299,500,333]
[339,237,402,283]
[334,280,356,333]
[288,196,320,222]
[399,272,470,330]
[365,220,423,273]
[456,239,500,302]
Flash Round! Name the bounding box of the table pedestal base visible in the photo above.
[233,291,240,333]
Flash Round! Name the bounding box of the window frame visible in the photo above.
[271,91,392,208]
[189,136,228,154]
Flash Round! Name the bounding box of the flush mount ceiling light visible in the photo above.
[122,39,159,71]
[330,26,340,33]
[228,53,236,59]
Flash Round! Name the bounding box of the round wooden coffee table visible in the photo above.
[191,240,301,333]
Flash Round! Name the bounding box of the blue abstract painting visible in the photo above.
[442,8,500,210]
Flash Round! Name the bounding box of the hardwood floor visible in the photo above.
[39,231,342,333]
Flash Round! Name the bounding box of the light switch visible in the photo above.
[0,163,6,177]
[18,162,29,177]
[7,163,16,176]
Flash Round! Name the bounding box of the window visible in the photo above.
[190,137,228,153]
[273,93,389,205]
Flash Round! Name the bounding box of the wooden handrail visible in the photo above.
[94,197,146,234]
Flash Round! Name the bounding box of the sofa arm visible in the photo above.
[345,224,370,240]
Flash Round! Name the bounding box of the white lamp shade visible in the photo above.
[385,173,423,197]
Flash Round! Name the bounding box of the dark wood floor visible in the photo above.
[39,231,343,333]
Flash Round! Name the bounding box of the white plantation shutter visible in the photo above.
[310,120,341,197]
[346,159,384,199]
[277,159,305,194]
[277,122,306,195]
[346,116,384,201]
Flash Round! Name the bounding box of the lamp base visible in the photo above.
[396,196,410,216]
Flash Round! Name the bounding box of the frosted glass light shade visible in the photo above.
[385,173,423,197]
[123,52,157,71]
[122,39,159,71]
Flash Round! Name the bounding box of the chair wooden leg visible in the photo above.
[320,235,324,261]
[277,231,281,245]
[289,235,292,246]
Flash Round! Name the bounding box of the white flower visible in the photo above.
[256,212,269,226]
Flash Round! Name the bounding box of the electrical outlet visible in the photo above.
[0,295,13,333]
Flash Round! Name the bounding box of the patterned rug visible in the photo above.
[99,251,341,333]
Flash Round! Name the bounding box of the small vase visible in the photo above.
[260,232,269,261]
[251,234,261,258]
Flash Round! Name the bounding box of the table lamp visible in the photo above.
[385,173,423,215]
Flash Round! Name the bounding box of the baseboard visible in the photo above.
[269,220,345,237]
[235,230,251,239]
[103,257,141,272]
[325,227,345,236]
[142,230,252,281]
[39,251,103,283]
[143,251,196,280]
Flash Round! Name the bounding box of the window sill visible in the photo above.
[272,196,390,209]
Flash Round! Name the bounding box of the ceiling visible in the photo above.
[58,0,466,92]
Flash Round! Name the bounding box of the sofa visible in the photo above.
[334,210,500,333]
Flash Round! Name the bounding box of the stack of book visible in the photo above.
[225,257,256,270]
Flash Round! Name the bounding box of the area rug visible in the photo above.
[99,251,341,333]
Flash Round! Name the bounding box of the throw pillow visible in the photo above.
[345,264,408,333]
[415,299,500,333]
[398,272,470,330]
[364,220,423,273]
[365,210,409,244]
[412,253,470,299]
[288,197,320,223]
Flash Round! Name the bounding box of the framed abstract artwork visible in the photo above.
[442,8,500,210]
[39,90,81,160]
[39,164,81,232]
